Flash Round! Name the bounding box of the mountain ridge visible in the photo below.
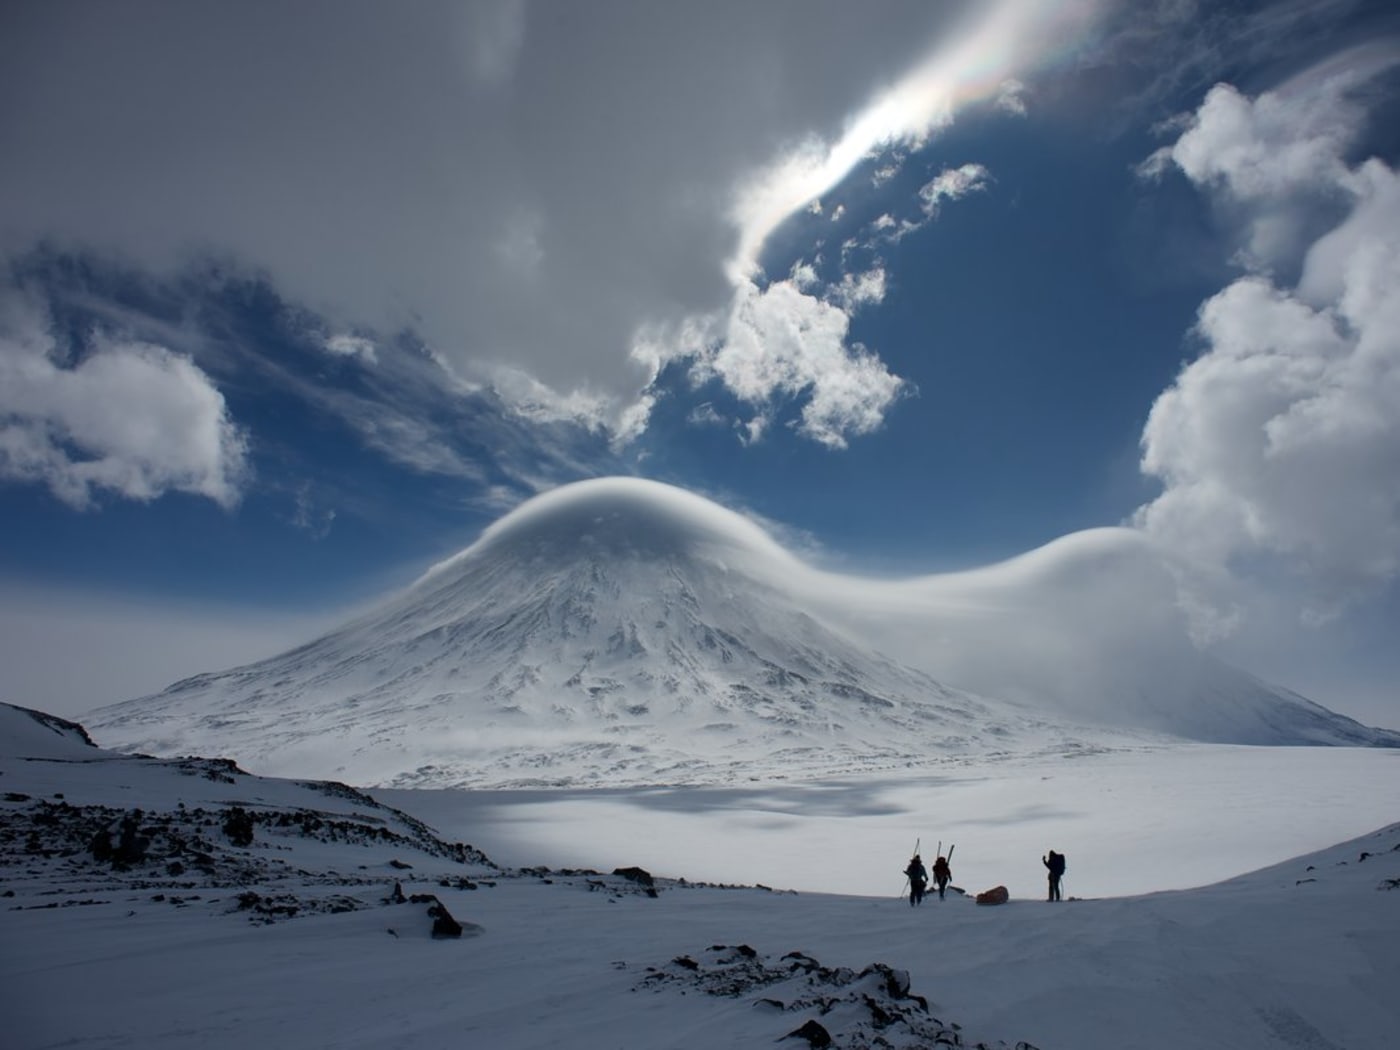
[87,478,1398,786]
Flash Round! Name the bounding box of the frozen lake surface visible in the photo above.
[383,743,1400,900]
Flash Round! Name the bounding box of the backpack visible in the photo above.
[1049,851,1066,876]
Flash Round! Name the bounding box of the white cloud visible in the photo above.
[0,292,249,510]
[871,162,902,187]
[708,278,905,449]
[789,261,821,292]
[0,2,1114,456]
[995,77,1028,116]
[489,366,612,432]
[919,163,992,217]
[726,0,1098,280]
[830,267,888,311]
[687,403,725,427]
[290,484,336,540]
[323,333,378,363]
[1135,54,1400,628]
[1147,49,1399,271]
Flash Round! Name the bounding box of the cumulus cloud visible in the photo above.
[1135,50,1400,626]
[0,291,248,510]
[918,164,993,218]
[829,267,888,311]
[706,278,905,449]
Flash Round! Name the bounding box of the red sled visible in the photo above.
[975,885,1009,905]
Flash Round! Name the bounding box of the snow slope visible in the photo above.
[4,703,1399,1050]
[86,478,1398,788]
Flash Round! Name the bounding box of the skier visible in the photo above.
[932,854,952,900]
[1043,849,1066,901]
[903,853,928,907]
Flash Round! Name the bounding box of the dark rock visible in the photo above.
[785,1019,832,1047]
[863,994,895,1026]
[427,898,463,939]
[782,951,821,972]
[113,811,149,868]
[89,829,113,863]
[221,806,254,847]
[389,859,413,870]
[613,866,654,888]
[673,955,700,970]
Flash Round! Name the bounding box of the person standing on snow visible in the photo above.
[904,854,928,907]
[1043,849,1066,901]
[932,854,952,899]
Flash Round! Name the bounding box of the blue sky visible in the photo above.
[2,0,1399,726]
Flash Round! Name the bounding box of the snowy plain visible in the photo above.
[4,704,1398,1050]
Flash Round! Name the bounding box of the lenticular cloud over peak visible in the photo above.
[424,476,801,581]
[86,477,1396,787]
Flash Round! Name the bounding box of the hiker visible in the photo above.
[1043,849,1065,901]
[903,854,928,907]
[932,855,952,900]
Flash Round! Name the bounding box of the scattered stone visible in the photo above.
[636,943,969,1048]
[222,807,254,847]
[785,1019,832,1047]
[426,897,463,939]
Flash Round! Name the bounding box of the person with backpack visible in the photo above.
[1043,849,1066,901]
[903,853,928,907]
[931,854,952,900]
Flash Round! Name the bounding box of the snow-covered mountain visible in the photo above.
[87,478,1397,787]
